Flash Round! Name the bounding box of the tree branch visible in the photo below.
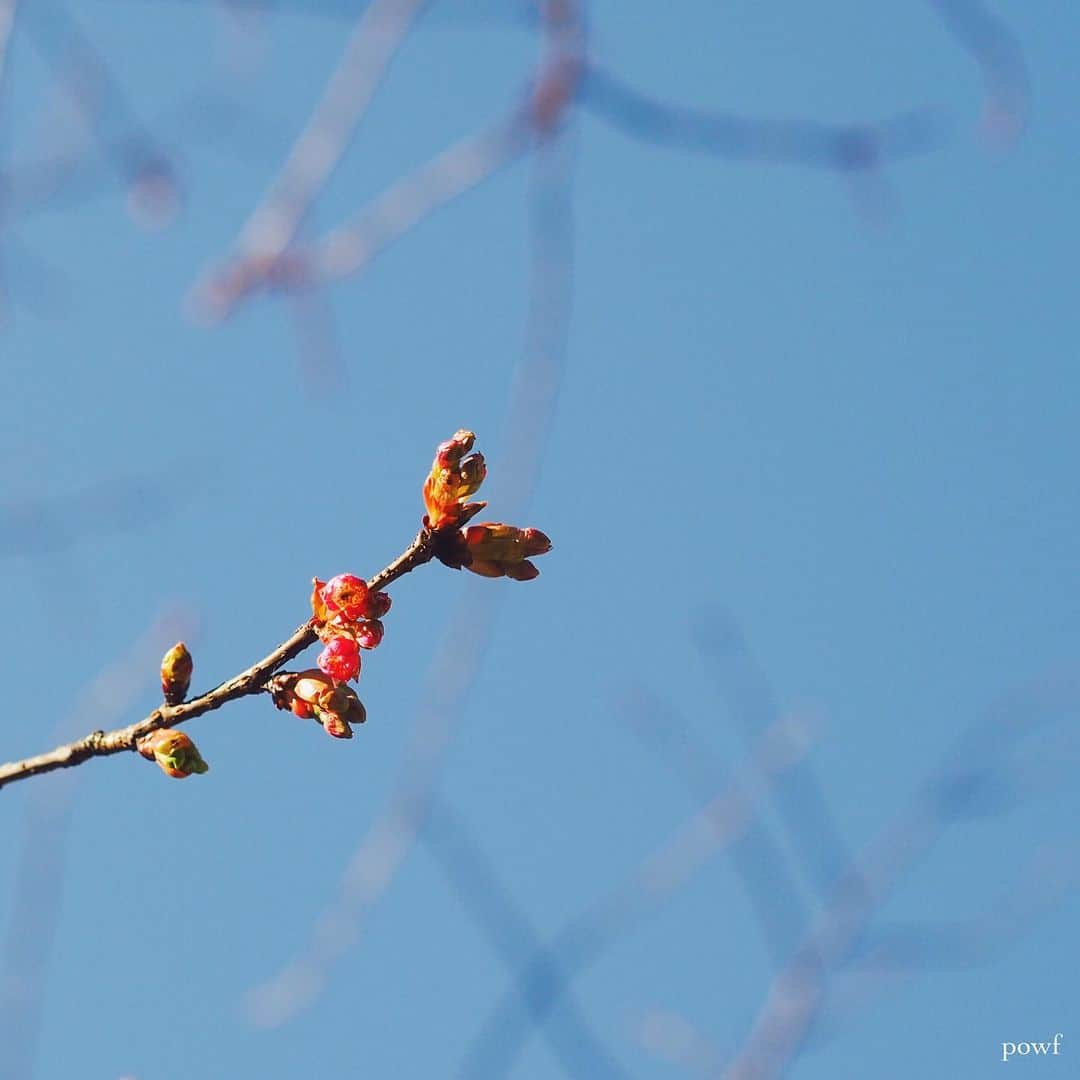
[0,527,436,790]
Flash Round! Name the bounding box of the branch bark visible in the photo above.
[0,528,436,790]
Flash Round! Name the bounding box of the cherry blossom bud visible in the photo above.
[460,522,552,580]
[424,430,488,529]
[435,429,475,467]
[291,670,335,706]
[317,636,361,682]
[160,643,193,705]
[138,729,208,779]
[322,574,370,622]
[314,684,367,738]
[355,620,384,650]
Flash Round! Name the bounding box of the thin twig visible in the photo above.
[927,0,1029,145]
[0,528,435,790]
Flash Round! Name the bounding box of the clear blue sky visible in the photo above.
[1,2,1078,1078]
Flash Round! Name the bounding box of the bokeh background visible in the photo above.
[1,2,1078,1077]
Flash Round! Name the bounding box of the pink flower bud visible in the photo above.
[355,620,384,650]
[321,574,370,622]
[317,636,361,682]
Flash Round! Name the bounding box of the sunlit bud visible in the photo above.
[324,685,367,727]
[160,643,193,705]
[322,574,370,622]
[317,636,361,682]
[138,729,209,779]
[314,684,367,739]
[355,620,384,650]
[291,670,336,706]
[460,522,552,580]
[458,454,487,496]
[423,430,488,529]
[434,429,475,468]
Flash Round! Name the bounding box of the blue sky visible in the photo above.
[1,2,1078,1077]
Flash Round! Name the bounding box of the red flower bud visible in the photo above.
[317,636,361,682]
[160,642,193,705]
[355,620,384,650]
[269,670,367,737]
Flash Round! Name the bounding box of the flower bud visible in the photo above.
[138,729,209,779]
[355,619,384,650]
[314,684,367,738]
[434,429,475,468]
[291,670,335,706]
[160,643,193,705]
[460,522,552,580]
[317,636,361,682]
[423,430,488,529]
[321,574,370,622]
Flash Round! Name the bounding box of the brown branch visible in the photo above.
[0,527,436,791]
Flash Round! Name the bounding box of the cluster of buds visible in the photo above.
[268,669,367,739]
[423,429,488,530]
[310,573,391,684]
[137,728,209,779]
[424,430,553,580]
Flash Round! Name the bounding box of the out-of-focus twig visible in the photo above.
[303,115,531,286]
[928,0,1029,145]
[0,0,17,99]
[19,1,179,225]
[723,664,1080,1080]
[191,0,428,320]
[694,611,854,901]
[580,65,942,172]
[621,688,808,967]
[424,794,631,1080]
[458,713,820,1080]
